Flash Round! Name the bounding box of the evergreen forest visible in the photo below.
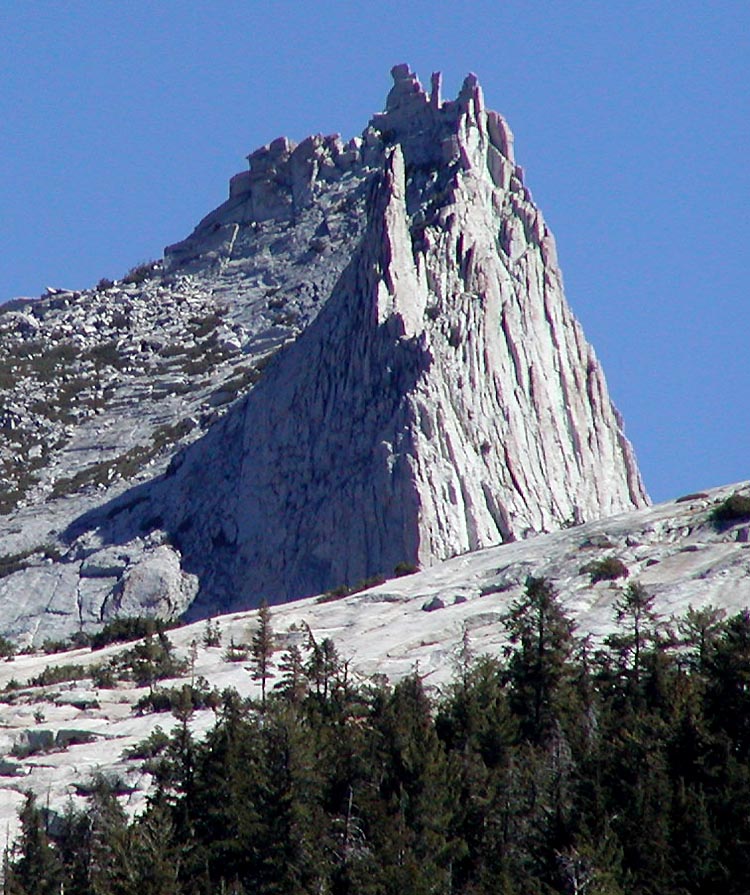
[6,577,750,895]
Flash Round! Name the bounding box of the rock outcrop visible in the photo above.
[140,65,648,613]
[0,65,647,637]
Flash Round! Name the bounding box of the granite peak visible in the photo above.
[0,65,647,640]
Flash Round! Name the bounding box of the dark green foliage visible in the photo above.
[28,663,89,687]
[0,547,39,580]
[317,575,388,603]
[394,561,419,577]
[250,600,275,709]
[711,491,750,526]
[4,793,62,895]
[12,586,750,895]
[604,581,670,693]
[678,604,727,671]
[201,618,222,648]
[223,637,249,662]
[133,682,221,715]
[115,634,188,688]
[502,576,578,744]
[581,555,629,583]
[123,725,171,761]
[274,643,307,704]
[90,616,171,650]
[41,637,74,654]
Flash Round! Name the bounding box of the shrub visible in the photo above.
[317,584,352,604]
[116,635,188,686]
[11,731,55,758]
[90,617,169,650]
[41,638,72,655]
[0,548,36,580]
[133,682,220,715]
[202,618,222,648]
[317,575,387,604]
[28,664,89,687]
[122,261,157,286]
[69,631,92,649]
[581,556,629,584]
[223,638,249,662]
[711,493,750,527]
[90,662,118,689]
[123,725,170,760]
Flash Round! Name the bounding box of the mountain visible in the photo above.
[0,65,646,642]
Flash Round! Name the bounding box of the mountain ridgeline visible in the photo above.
[0,65,646,640]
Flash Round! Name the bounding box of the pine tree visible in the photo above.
[250,599,275,710]
[678,603,727,673]
[369,675,455,895]
[704,609,750,758]
[5,793,62,895]
[274,643,307,704]
[87,779,133,895]
[605,581,665,693]
[202,617,222,648]
[187,704,264,891]
[502,576,578,744]
[435,655,515,890]
[304,626,341,702]
[128,802,181,895]
[269,715,322,892]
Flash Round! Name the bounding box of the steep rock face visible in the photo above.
[0,65,648,636]
[141,65,647,612]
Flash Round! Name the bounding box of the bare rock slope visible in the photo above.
[0,65,647,638]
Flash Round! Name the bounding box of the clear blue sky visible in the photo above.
[2,1,748,503]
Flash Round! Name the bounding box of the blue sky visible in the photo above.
[1,1,748,503]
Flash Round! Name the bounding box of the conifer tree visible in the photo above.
[275,643,307,704]
[605,580,664,692]
[250,599,275,710]
[502,576,577,743]
[304,625,341,702]
[128,802,181,895]
[56,800,94,895]
[678,603,727,673]
[370,675,455,894]
[87,779,133,895]
[704,609,750,759]
[4,793,62,895]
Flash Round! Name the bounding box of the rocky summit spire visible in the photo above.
[145,64,648,613]
[0,65,648,637]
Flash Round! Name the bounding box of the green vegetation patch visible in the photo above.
[580,555,629,584]
[711,492,750,527]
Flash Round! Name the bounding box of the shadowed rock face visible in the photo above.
[0,65,648,637]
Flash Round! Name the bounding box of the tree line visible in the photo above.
[5,578,750,894]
